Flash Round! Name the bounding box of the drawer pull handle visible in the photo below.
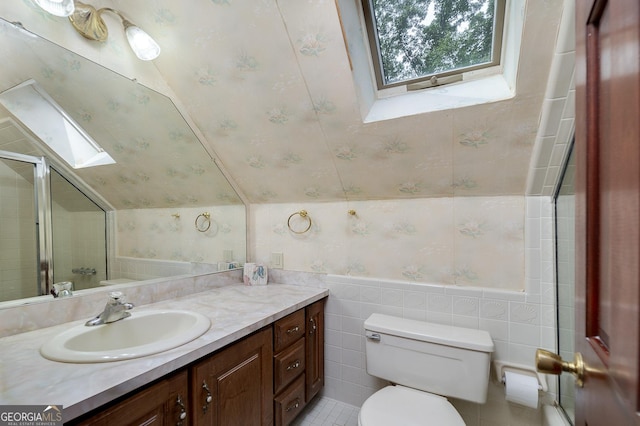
[286,360,301,371]
[286,325,300,334]
[202,381,213,414]
[309,317,316,334]
[176,394,187,425]
[286,398,300,412]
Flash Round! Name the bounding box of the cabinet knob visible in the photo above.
[285,398,300,412]
[309,317,316,334]
[202,381,213,414]
[286,325,300,334]
[176,394,187,425]
[286,359,301,371]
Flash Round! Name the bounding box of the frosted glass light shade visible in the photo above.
[0,80,116,169]
[34,0,75,17]
[125,26,161,61]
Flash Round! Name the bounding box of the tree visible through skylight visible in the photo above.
[366,0,500,87]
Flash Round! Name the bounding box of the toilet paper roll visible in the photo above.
[504,371,539,408]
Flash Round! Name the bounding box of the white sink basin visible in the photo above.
[40,310,211,363]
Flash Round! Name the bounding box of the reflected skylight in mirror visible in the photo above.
[0,80,116,169]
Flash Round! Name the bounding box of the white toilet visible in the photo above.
[359,314,494,426]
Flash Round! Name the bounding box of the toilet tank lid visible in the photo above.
[364,314,494,352]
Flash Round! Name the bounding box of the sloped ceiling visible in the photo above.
[2,0,565,205]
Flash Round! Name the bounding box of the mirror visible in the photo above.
[0,18,246,304]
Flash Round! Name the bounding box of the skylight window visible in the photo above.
[362,0,506,90]
[0,80,115,169]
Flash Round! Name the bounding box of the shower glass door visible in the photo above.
[0,154,41,301]
[0,150,108,302]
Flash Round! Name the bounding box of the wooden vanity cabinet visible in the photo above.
[71,370,189,426]
[190,327,273,426]
[273,297,326,426]
[66,297,325,426]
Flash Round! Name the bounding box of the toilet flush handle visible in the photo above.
[366,331,381,341]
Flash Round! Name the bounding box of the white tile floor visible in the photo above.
[292,397,360,426]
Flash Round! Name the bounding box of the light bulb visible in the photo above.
[125,26,161,61]
[34,0,75,17]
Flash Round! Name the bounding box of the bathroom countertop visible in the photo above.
[0,282,329,421]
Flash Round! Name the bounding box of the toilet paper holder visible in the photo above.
[493,360,548,392]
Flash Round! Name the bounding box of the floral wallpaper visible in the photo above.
[0,0,562,204]
[117,205,246,265]
[0,0,565,288]
[252,196,525,290]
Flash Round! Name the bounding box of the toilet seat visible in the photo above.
[358,385,465,426]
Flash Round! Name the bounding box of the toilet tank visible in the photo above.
[364,314,494,403]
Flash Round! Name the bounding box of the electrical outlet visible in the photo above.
[271,252,284,269]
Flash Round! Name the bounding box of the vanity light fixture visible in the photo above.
[34,0,75,17]
[35,0,161,61]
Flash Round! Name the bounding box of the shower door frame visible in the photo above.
[553,141,576,424]
[0,150,53,296]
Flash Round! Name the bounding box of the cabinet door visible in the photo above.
[73,370,189,426]
[192,328,274,426]
[305,298,325,402]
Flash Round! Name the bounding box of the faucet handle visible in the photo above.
[108,291,134,310]
[109,291,124,301]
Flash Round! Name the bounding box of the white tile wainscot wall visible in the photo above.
[320,196,557,426]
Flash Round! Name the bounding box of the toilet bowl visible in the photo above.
[359,314,494,426]
[358,385,465,426]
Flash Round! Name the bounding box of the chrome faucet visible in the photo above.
[51,281,73,298]
[85,291,134,326]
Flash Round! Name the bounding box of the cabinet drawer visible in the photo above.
[274,309,305,352]
[274,374,306,426]
[274,337,305,394]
